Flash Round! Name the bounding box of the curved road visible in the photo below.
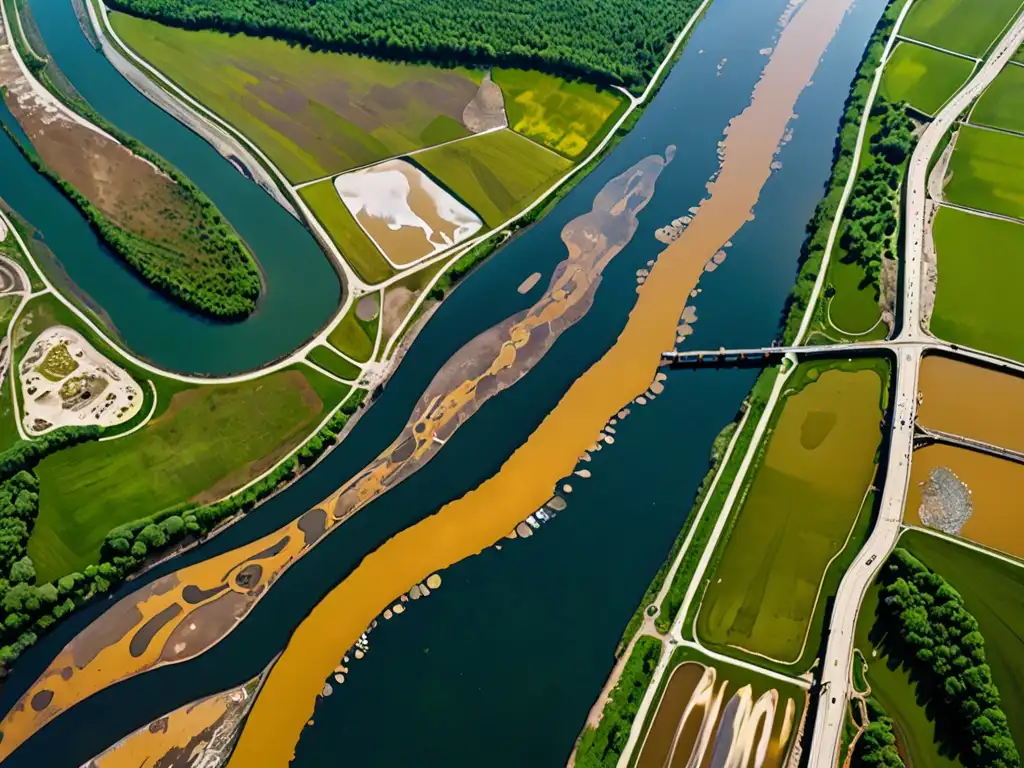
[806,11,1024,767]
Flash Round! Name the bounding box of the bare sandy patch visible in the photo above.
[517,272,542,294]
[19,326,142,435]
[334,159,482,265]
[462,72,507,133]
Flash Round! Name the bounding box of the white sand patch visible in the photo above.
[334,159,482,264]
[19,326,143,435]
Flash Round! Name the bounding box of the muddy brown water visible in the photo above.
[907,444,1024,560]
[637,662,707,768]
[918,356,1024,453]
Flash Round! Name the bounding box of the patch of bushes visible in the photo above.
[875,548,1021,767]
[854,698,907,768]
[574,635,662,767]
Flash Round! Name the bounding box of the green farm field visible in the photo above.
[492,68,625,159]
[971,64,1024,134]
[855,579,964,768]
[879,42,974,116]
[945,125,1024,220]
[328,298,378,362]
[111,13,485,181]
[307,345,360,380]
[825,242,887,338]
[902,530,1024,751]
[27,367,347,581]
[930,207,1024,360]
[413,129,572,226]
[696,359,887,666]
[299,180,394,284]
[901,0,1023,57]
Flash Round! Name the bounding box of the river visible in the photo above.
[0,0,341,376]
[0,0,885,763]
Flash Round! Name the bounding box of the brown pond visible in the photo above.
[636,662,707,768]
[917,356,1024,453]
[906,444,1024,559]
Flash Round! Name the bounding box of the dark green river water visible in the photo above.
[0,0,886,763]
[0,0,341,375]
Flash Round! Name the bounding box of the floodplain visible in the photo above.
[944,125,1024,220]
[697,359,886,665]
[906,444,1024,561]
[632,650,805,768]
[879,42,974,115]
[929,207,1024,361]
[109,13,497,181]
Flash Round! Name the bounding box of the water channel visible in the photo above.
[0,0,341,376]
[0,0,887,763]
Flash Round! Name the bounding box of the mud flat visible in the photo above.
[917,355,1024,453]
[0,151,671,761]
[907,444,1024,560]
[635,659,802,768]
[334,159,483,265]
[19,326,142,435]
[83,673,262,767]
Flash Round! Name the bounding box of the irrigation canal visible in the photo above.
[0,0,888,763]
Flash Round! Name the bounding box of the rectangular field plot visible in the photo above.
[970,64,1024,134]
[413,129,571,226]
[111,13,495,181]
[944,125,1024,219]
[918,356,1024,453]
[633,648,806,768]
[879,42,974,116]
[335,159,483,266]
[299,180,395,284]
[930,207,1024,360]
[696,360,886,665]
[901,0,1023,57]
[491,68,625,159]
[906,444,1024,561]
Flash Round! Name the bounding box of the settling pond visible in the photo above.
[0,0,888,763]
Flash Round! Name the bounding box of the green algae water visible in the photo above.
[0,0,887,762]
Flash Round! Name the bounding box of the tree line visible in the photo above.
[854,698,906,768]
[0,394,366,670]
[780,0,901,343]
[875,548,1020,768]
[107,0,703,92]
[838,99,915,291]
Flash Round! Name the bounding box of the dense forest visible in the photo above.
[875,549,1020,768]
[105,0,703,91]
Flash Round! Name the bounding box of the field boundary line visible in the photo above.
[894,35,980,62]
[900,524,1024,570]
[291,125,507,190]
[937,199,1024,225]
[960,119,1024,142]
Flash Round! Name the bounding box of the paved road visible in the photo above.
[806,11,1024,767]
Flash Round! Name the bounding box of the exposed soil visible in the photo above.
[462,71,508,132]
[355,293,380,321]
